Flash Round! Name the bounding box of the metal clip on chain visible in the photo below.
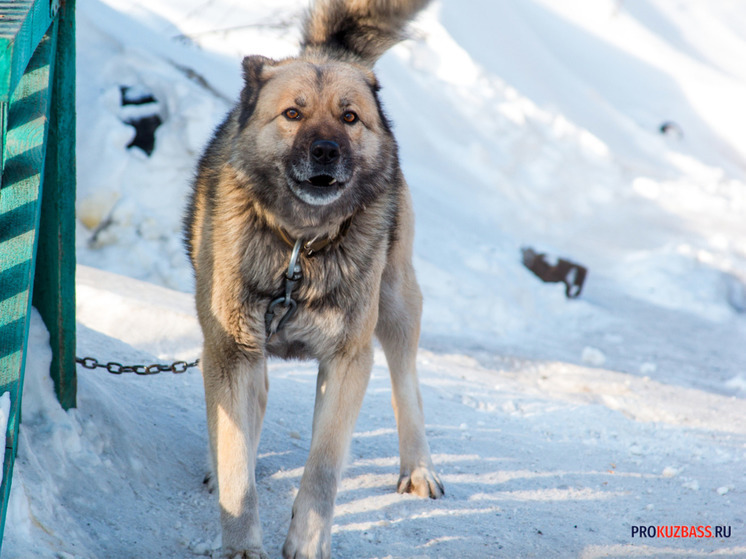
[265,237,304,339]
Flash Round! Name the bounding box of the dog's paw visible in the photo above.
[282,538,330,559]
[224,549,268,559]
[397,467,445,499]
[282,512,331,559]
[203,470,217,493]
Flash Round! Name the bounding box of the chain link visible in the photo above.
[76,356,200,375]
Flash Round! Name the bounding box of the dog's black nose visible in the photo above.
[310,140,340,164]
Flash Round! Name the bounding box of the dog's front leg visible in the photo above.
[202,345,269,559]
[282,343,374,559]
[377,262,444,499]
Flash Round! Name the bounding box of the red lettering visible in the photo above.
[640,524,725,539]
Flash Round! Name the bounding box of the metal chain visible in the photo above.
[75,356,200,375]
[265,237,304,340]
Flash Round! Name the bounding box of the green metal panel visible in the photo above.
[0,0,55,103]
[0,0,64,544]
[33,0,76,410]
[0,0,77,549]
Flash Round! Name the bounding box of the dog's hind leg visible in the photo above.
[202,344,269,559]
[283,343,374,559]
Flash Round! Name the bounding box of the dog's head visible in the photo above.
[232,55,397,233]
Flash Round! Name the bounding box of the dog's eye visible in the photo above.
[342,111,358,124]
[283,108,301,120]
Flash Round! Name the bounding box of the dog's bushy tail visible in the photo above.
[301,0,430,66]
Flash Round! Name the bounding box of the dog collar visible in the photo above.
[275,216,353,257]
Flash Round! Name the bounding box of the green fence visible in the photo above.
[0,0,76,552]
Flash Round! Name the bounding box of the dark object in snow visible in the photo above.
[125,114,162,156]
[120,85,162,156]
[659,121,683,139]
[120,85,157,105]
[522,247,588,299]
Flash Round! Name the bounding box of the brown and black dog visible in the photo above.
[184,1,442,556]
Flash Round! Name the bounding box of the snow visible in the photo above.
[4,0,746,556]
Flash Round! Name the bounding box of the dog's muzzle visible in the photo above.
[287,140,351,206]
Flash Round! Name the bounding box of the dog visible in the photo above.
[184,1,442,557]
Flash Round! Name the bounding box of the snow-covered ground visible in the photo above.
[4,0,746,557]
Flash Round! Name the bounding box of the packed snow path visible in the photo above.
[6,267,746,557]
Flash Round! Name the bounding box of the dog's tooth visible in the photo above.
[329,178,337,185]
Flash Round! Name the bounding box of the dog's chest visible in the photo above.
[257,250,373,358]
[263,292,348,360]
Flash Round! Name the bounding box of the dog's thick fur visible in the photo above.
[184,1,441,557]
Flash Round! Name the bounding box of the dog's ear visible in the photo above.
[242,55,275,87]
[362,68,379,92]
[238,55,277,129]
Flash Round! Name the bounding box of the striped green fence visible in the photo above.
[0,0,76,552]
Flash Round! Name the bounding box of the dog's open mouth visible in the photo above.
[288,174,346,206]
[307,175,337,187]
